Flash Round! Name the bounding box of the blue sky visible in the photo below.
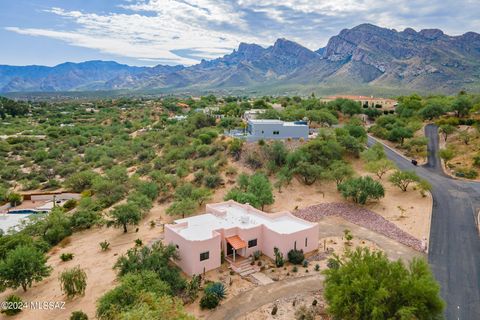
[1,0,480,67]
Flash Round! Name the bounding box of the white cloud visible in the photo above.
[5,0,480,65]
[6,1,264,65]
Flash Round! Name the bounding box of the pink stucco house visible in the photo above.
[164,200,319,276]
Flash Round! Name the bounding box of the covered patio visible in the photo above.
[225,235,247,262]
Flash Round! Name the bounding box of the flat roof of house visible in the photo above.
[171,201,314,241]
[323,95,397,102]
[248,119,307,126]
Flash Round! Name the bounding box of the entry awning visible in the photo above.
[226,235,247,250]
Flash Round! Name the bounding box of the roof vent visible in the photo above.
[240,216,249,224]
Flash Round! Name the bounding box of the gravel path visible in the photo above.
[294,203,424,252]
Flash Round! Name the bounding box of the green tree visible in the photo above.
[389,170,420,192]
[65,170,98,192]
[109,203,142,233]
[439,124,456,142]
[247,173,273,210]
[118,293,194,319]
[323,248,444,319]
[365,159,397,179]
[294,161,323,185]
[59,266,87,299]
[166,199,197,218]
[439,148,455,166]
[228,139,244,160]
[327,161,354,186]
[114,243,185,293]
[389,127,413,145]
[341,100,362,116]
[459,130,471,145]
[0,245,52,291]
[7,192,22,207]
[361,143,386,162]
[419,103,446,120]
[452,95,472,117]
[337,176,385,205]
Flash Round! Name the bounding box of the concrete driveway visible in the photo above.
[369,124,480,319]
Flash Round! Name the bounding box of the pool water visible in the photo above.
[8,209,47,214]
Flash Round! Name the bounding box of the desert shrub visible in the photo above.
[292,266,298,273]
[253,250,261,261]
[99,241,110,251]
[473,154,480,167]
[315,264,320,271]
[204,174,223,188]
[200,292,220,309]
[295,305,315,320]
[184,274,201,303]
[245,151,263,169]
[60,252,74,262]
[70,310,88,320]
[1,294,23,316]
[327,258,340,270]
[271,304,278,315]
[59,265,87,299]
[114,242,186,294]
[204,282,226,300]
[63,199,78,210]
[288,249,305,265]
[302,260,308,268]
[71,209,101,230]
[135,239,143,247]
[274,247,284,267]
[96,271,171,319]
[455,167,479,179]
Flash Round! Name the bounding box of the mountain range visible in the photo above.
[1,24,480,96]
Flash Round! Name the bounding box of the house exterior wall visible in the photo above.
[165,224,221,276]
[260,222,319,260]
[246,122,308,141]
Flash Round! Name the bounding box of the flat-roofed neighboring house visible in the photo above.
[320,95,398,110]
[243,109,266,120]
[165,200,319,275]
[246,119,309,141]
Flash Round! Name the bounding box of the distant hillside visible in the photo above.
[1,24,480,95]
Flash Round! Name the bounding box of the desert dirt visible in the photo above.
[0,153,431,320]
[440,125,480,181]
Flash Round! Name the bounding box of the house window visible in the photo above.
[294,241,297,250]
[273,130,280,135]
[200,251,209,261]
[261,130,264,134]
[176,244,179,249]
[248,239,257,248]
[305,237,308,247]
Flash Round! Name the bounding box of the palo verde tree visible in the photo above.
[225,173,274,210]
[337,176,385,205]
[365,158,397,179]
[109,203,142,233]
[439,148,455,166]
[323,247,444,319]
[0,245,52,292]
[389,170,420,192]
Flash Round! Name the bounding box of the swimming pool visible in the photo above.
[8,209,47,214]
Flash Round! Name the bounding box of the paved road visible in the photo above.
[368,124,480,319]
[209,275,324,320]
